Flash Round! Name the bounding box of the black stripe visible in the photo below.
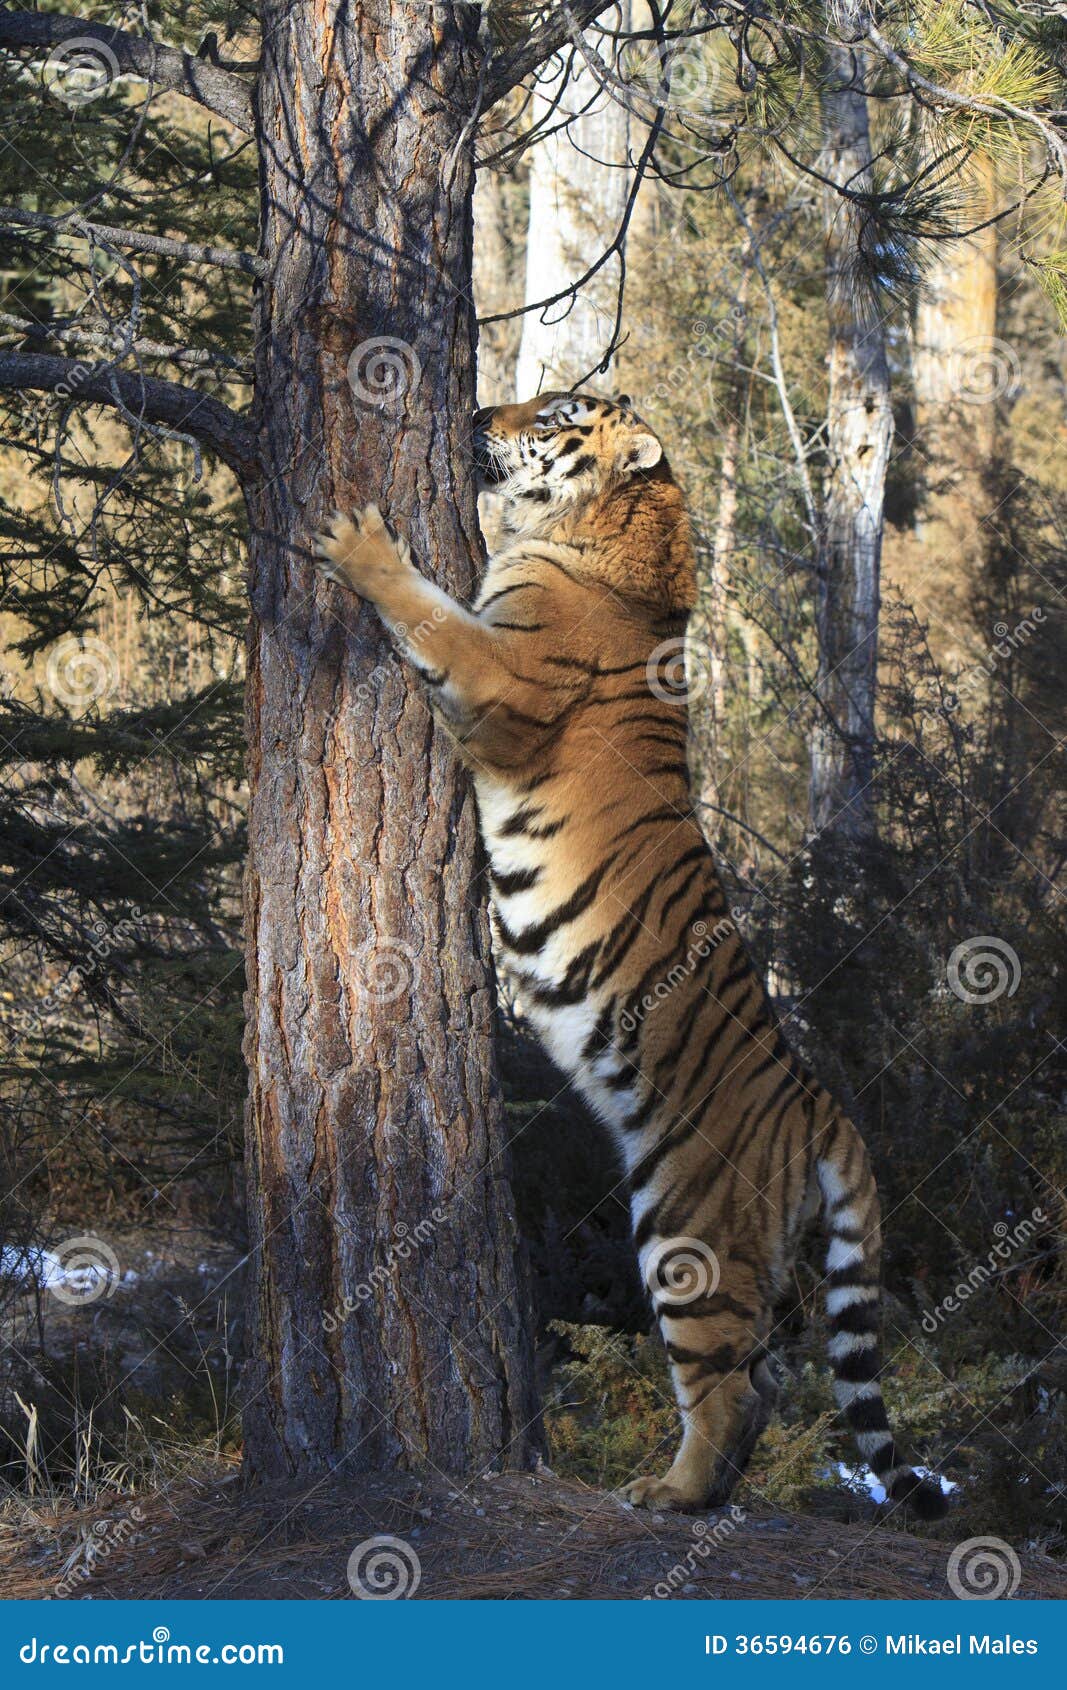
[497,805,542,838]
[495,860,609,955]
[846,1395,890,1433]
[833,1347,881,1383]
[562,452,597,478]
[479,581,542,611]
[831,1301,880,1336]
[867,1438,899,1473]
[523,941,601,1008]
[581,1002,616,1060]
[490,865,540,896]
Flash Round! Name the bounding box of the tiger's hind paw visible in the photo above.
[619,1475,706,1514]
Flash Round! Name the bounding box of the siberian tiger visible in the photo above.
[314,391,948,1520]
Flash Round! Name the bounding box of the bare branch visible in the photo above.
[0,350,259,477]
[483,1,613,108]
[0,206,267,277]
[0,313,252,378]
[0,11,254,132]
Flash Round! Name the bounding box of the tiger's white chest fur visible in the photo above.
[473,773,643,1139]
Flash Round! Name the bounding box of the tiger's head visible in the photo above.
[473,392,665,520]
[472,391,695,610]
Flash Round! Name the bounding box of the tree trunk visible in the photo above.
[515,32,633,394]
[473,165,526,406]
[809,13,893,843]
[910,156,998,670]
[241,1,541,1485]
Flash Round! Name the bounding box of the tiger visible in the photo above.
[313,390,948,1520]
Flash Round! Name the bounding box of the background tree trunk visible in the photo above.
[515,33,633,393]
[910,156,998,669]
[809,10,893,843]
[473,164,527,406]
[241,0,541,1486]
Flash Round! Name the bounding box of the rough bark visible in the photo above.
[809,13,893,844]
[241,1,541,1484]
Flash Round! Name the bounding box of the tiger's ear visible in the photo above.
[621,430,663,474]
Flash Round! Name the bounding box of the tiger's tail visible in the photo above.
[817,1114,948,1521]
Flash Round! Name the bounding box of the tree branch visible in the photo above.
[0,313,252,378]
[483,1,613,108]
[0,11,254,132]
[0,205,267,277]
[0,351,259,478]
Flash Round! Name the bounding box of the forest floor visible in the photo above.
[3,1223,1065,1602]
[4,1465,1067,1602]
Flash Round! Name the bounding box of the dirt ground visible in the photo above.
[4,1466,1067,1602]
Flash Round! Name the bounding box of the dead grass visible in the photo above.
[3,1463,1065,1602]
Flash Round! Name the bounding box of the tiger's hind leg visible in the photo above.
[705,1353,780,1506]
[621,1276,770,1512]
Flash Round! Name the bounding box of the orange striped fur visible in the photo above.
[315,392,947,1518]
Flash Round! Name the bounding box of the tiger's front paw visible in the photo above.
[619,1474,706,1513]
[314,504,411,597]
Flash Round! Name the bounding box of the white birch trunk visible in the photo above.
[809,9,893,844]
